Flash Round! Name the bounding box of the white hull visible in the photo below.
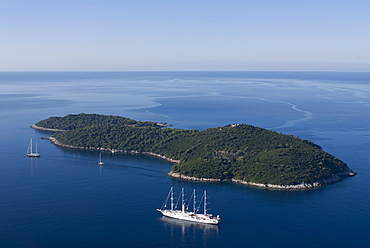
[98,152,104,165]
[157,187,220,225]
[157,209,219,225]
[26,138,40,157]
[26,153,40,157]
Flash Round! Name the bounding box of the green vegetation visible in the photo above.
[35,113,351,186]
[34,113,159,130]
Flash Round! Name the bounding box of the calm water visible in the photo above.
[0,71,369,247]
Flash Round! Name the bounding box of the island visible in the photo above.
[33,113,355,189]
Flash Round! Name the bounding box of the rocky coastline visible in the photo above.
[168,170,356,190]
[34,124,355,190]
[31,124,66,132]
[43,137,180,164]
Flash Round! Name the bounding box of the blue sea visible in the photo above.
[0,71,369,247]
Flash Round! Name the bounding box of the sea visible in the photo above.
[0,71,369,248]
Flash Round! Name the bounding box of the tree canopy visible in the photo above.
[35,113,351,186]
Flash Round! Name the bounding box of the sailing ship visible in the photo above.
[98,152,104,165]
[157,187,220,225]
[26,138,40,157]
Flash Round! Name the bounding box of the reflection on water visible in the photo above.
[28,157,39,174]
[159,216,219,246]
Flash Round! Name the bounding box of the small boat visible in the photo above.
[157,187,220,225]
[98,152,104,165]
[26,138,40,157]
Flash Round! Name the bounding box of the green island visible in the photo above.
[33,113,355,189]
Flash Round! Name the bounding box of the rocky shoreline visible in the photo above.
[168,170,356,190]
[34,124,355,190]
[43,137,180,164]
[31,124,66,132]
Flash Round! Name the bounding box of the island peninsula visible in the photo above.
[33,113,355,189]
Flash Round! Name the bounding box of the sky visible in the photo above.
[1,0,369,71]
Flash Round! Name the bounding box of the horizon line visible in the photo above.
[1,69,369,73]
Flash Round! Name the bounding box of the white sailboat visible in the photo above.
[157,187,220,225]
[26,138,40,157]
[98,152,104,165]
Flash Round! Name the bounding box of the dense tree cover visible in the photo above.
[35,113,159,130]
[37,114,350,186]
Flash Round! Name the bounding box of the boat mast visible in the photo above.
[204,190,207,215]
[181,188,185,213]
[29,138,33,154]
[170,187,174,211]
[193,189,196,213]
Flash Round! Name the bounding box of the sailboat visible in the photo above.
[157,187,220,225]
[26,138,40,157]
[98,152,104,165]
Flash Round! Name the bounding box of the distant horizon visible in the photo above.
[1,1,369,72]
[1,69,369,73]
[1,62,369,73]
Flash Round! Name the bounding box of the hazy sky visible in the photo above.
[1,0,369,71]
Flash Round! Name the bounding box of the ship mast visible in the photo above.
[181,188,185,213]
[204,190,207,215]
[29,138,33,154]
[193,189,196,213]
[170,187,174,211]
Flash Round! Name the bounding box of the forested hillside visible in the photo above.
[34,114,353,187]
[34,113,159,130]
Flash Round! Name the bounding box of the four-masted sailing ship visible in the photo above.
[157,187,220,225]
